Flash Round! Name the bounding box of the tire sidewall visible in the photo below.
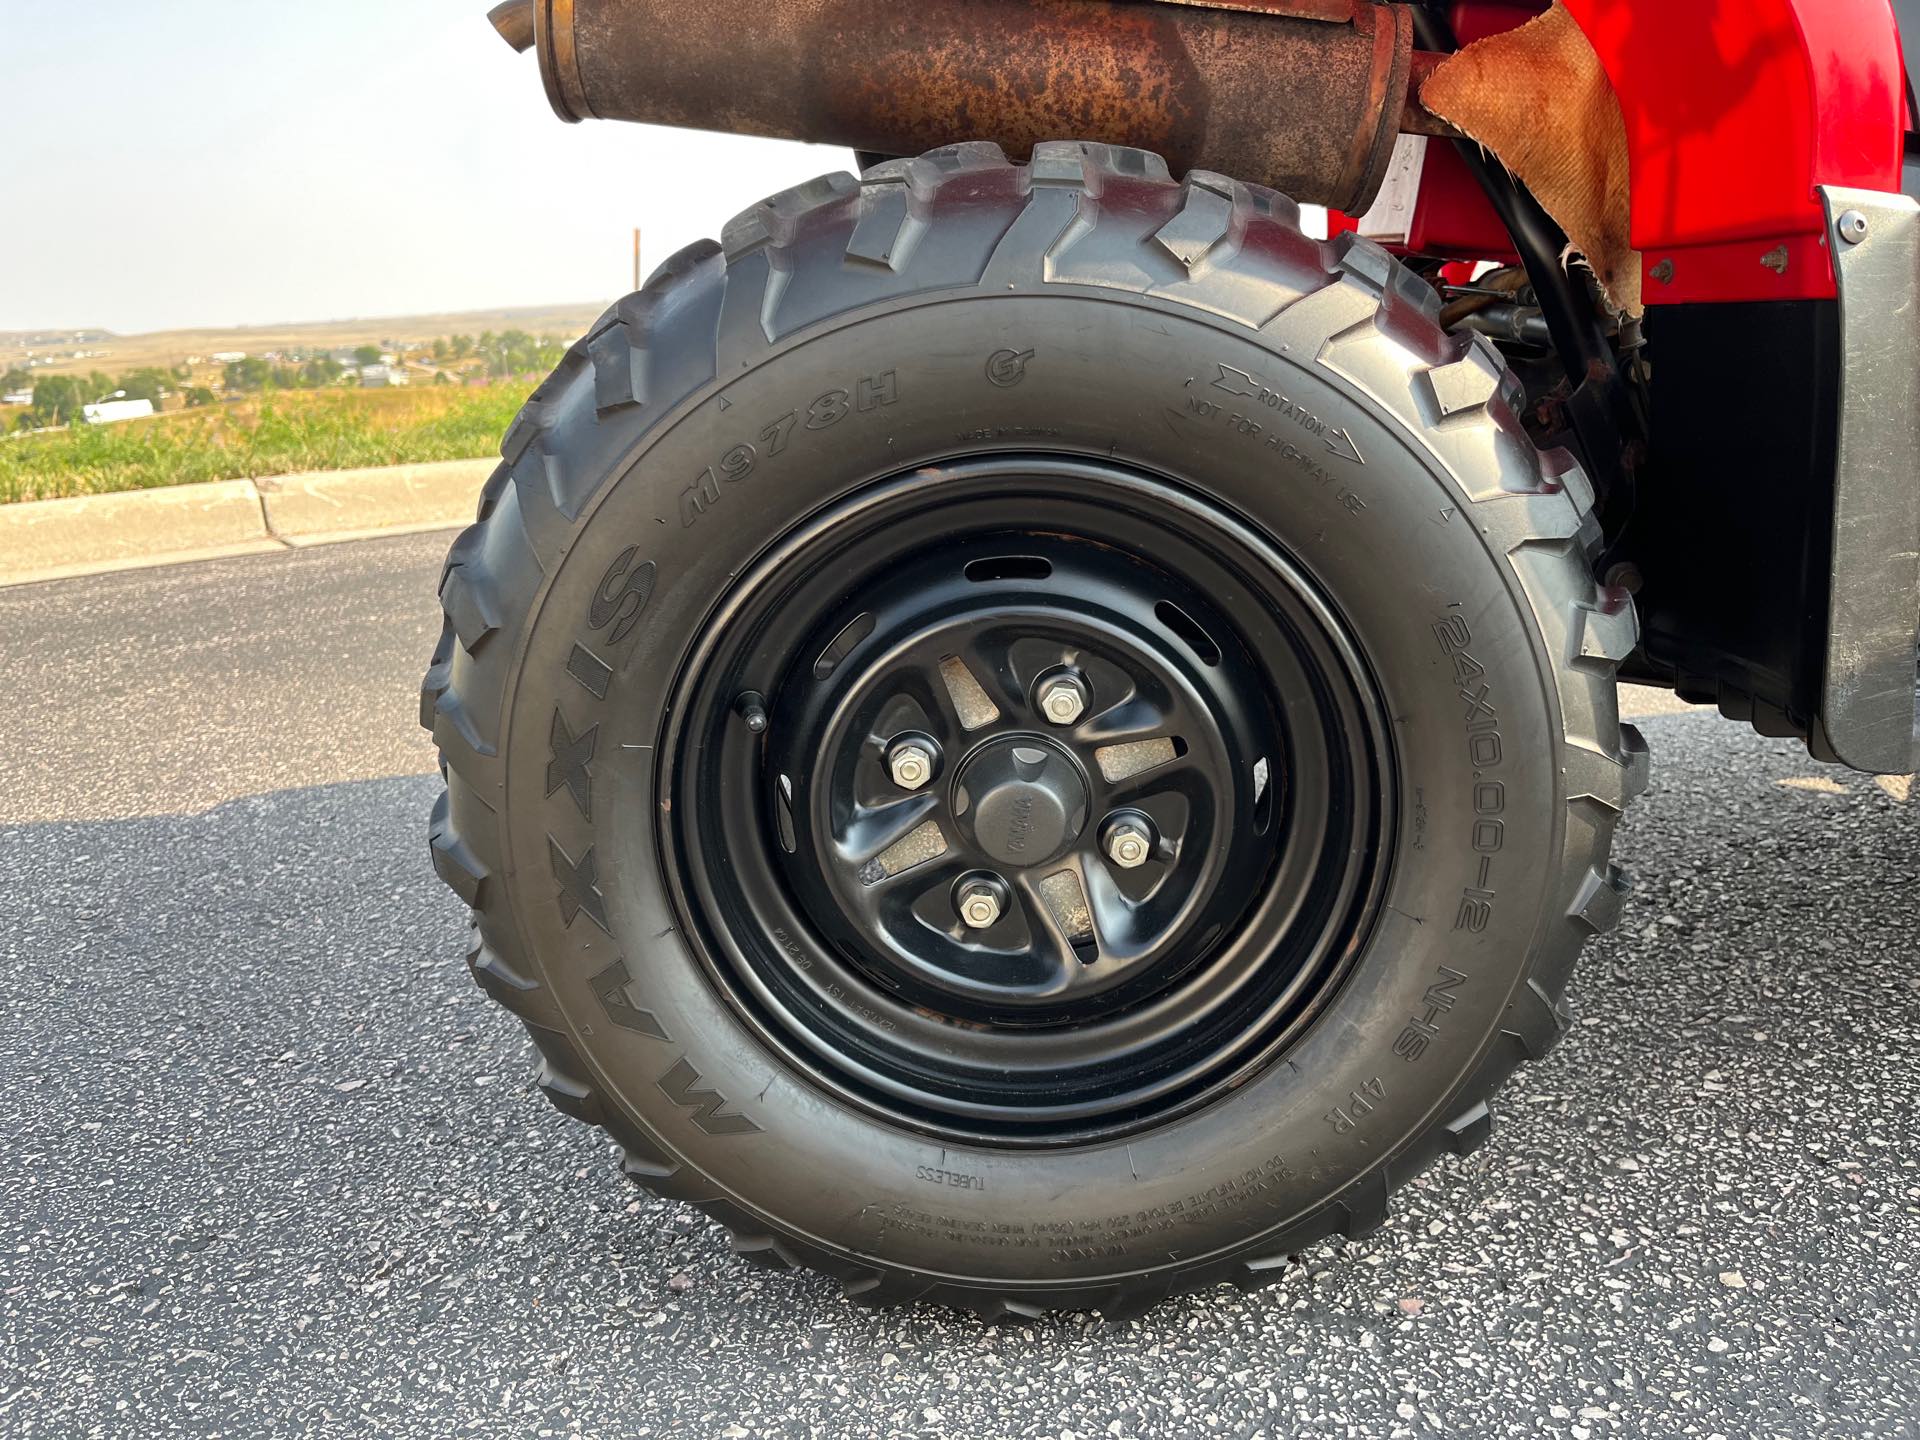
[502,290,1563,1283]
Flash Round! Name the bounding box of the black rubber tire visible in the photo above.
[422,142,1649,1319]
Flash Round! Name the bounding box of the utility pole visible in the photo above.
[633,228,642,293]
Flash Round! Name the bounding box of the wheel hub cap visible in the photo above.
[955,736,1088,868]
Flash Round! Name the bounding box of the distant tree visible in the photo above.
[353,344,383,367]
[450,334,474,360]
[301,356,344,387]
[115,367,174,406]
[170,363,192,382]
[29,375,86,424]
[86,370,116,401]
[184,386,216,408]
[478,329,566,379]
[223,357,274,392]
[430,338,449,363]
[1,367,30,393]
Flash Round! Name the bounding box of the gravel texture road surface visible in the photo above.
[2,534,1915,1438]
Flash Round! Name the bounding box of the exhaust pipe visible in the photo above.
[487,0,1451,214]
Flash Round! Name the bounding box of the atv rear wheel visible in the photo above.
[423,142,1647,1318]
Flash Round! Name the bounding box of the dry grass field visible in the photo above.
[0,383,528,504]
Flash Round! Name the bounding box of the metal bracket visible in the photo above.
[1816,186,1920,774]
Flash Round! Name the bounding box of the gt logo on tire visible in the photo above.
[986,348,1034,387]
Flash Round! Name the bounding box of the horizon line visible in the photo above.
[1,300,615,343]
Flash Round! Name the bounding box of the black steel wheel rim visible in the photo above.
[657,456,1394,1145]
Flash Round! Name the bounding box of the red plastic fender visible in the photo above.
[1393,0,1908,303]
[1565,0,1907,302]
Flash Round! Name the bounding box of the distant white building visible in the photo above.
[81,398,155,425]
[1,389,31,406]
[211,350,247,364]
[358,364,409,388]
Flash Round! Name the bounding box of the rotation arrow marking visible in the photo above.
[1324,426,1364,466]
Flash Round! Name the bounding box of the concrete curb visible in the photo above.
[0,458,491,588]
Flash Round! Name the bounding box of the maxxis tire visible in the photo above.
[422,142,1649,1320]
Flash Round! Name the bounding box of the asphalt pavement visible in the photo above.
[1,533,1915,1439]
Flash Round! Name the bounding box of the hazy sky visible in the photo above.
[0,1,846,335]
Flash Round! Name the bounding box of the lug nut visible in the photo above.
[1037,674,1088,726]
[1105,820,1153,870]
[887,742,934,791]
[958,882,1004,930]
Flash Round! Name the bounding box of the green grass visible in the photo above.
[0,384,528,504]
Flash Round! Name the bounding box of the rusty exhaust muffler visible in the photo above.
[487,0,1452,214]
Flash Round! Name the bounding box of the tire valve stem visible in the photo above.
[733,691,769,734]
